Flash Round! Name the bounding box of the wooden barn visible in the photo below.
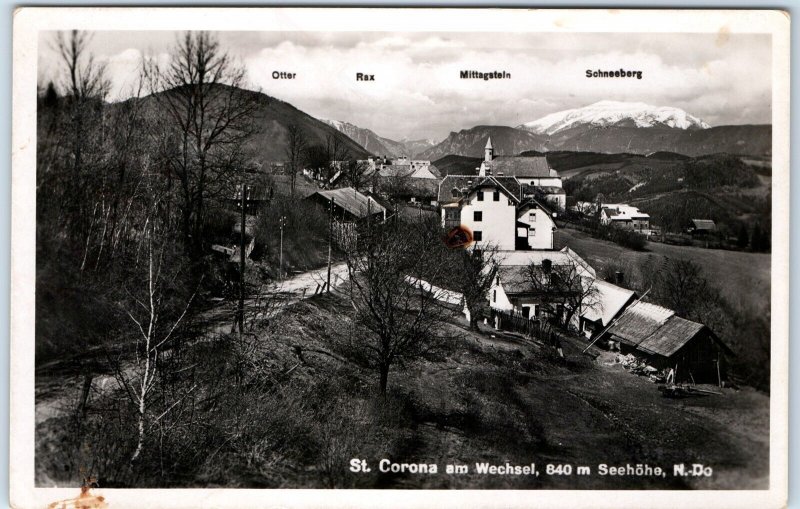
[604,301,732,384]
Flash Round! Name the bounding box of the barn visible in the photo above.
[604,301,732,383]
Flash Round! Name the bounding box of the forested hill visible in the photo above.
[118,84,371,165]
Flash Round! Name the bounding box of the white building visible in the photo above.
[438,175,521,249]
[488,247,595,320]
[600,203,651,232]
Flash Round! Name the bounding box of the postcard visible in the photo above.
[10,7,789,509]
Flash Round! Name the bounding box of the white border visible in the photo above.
[10,8,790,509]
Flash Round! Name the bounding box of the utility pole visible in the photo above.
[279,215,286,281]
[238,183,247,337]
[326,197,334,293]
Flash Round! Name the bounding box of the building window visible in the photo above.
[474,211,482,222]
[451,188,461,198]
[492,290,496,302]
[528,228,536,237]
[529,211,536,222]
[493,191,500,201]
[477,191,484,201]
[474,231,482,241]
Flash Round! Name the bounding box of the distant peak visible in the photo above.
[519,101,711,134]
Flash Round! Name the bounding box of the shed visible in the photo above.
[306,187,387,221]
[689,219,717,234]
[605,301,732,383]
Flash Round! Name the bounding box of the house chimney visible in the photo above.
[615,271,624,285]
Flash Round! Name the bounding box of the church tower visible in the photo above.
[484,137,494,162]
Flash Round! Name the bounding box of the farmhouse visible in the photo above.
[603,301,731,383]
[600,203,650,232]
[306,187,387,222]
[488,247,595,320]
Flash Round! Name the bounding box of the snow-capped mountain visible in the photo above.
[519,100,711,135]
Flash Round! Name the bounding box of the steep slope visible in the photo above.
[520,100,710,134]
[322,120,406,158]
[420,126,549,160]
[399,138,438,158]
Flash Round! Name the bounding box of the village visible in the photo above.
[31,30,773,492]
[214,137,733,392]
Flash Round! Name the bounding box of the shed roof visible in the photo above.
[309,187,386,218]
[581,279,637,327]
[636,315,706,357]
[691,219,717,231]
[607,301,674,347]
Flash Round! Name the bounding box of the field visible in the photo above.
[35,289,769,490]
[555,228,771,314]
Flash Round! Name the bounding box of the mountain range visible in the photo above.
[124,89,770,163]
[322,120,436,158]
[519,100,711,134]
[418,102,769,159]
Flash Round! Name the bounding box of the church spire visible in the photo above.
[484,137,494,163]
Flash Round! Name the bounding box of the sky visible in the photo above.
[37,30,772,142]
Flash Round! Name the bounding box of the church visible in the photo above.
[437,137,562,251]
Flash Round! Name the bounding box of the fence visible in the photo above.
[491,309,557,342]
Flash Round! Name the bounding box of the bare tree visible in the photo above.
[145,31,258,257]
[343,220,456,394]
[450,245,502,331]
[47,31,112,249]
[341,159,371,191]
[646,258,712,319]
[284,123,307,197]
[324,133,351,183]
[524,259,598,329]
[113,217,197,463]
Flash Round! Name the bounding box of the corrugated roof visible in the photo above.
[310,187,386,218]
[489,156,554,178]
[581,279,636,327]
[607,301,674,347]
[637,315,705,357]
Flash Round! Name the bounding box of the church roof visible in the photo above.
[489,156,554,178]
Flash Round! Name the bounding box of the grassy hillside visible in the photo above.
[36,291,768,489]
[560,152,771,236]
[555,228,770,315]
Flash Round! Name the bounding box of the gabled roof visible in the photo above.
[602,207,620,217]
[495,265,534,295]
[517,197,555,218]
[691,219,717,230]
[308,187,386,218]
[580,279,636,327]
[437,175,522,205]
[636,316,706,357]
[489,156,555,178]
[607,301,674,347]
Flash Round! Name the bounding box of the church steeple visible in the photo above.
[484,137,494,162]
